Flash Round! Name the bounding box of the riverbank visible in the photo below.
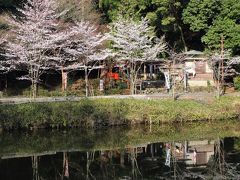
[0,96,240,130]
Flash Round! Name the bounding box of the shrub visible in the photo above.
[234,76,240,91]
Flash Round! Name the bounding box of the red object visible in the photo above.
[113,73,119,80]
[107,72,119,80]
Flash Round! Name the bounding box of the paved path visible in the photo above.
[0,94,169,104]
[0,91,239,105]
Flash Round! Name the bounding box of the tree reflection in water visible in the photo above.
[1,122,240,179]
[1,138,240,179]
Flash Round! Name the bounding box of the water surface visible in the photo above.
[1,121,240,179]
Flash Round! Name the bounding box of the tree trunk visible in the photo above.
[220,35,225,96]
[178,25,187,52]
[31,66,39,99]
[31,80,38,99]
[120,151,125,167]
[5,74,7,89]
[216,35,225,99]
[217,62,222,99]
[32,156,39,180]
[85,66,89,97]
[61,67,68,93]
[86,151,89,180]
[130,79,135,95]
[63,152,69,179]
[172,76,176,100]
[130,67,136,95]
[172,60,176,100]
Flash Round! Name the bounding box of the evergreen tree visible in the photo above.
[183,0,240,54]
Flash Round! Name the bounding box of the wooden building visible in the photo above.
[183,50,214,87]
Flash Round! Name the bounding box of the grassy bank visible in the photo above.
[0,97,240,130]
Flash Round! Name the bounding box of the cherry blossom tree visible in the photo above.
[0,37,7,72]
[4,0,69,98]
[0,36,14,74]
[58,21,109,96]
[211,54,240,98]
[0,37,4,46]
[0,36,13,91]
[107,18,167,94]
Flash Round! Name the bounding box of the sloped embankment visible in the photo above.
[0,97,240,130]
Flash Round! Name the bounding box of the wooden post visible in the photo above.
[184,70,188,92]
[150,64,153,79]
[143,64,147,80]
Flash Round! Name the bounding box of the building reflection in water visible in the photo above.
[0,138,240,180]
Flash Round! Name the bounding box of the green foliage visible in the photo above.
[57,0,101,22]
[202,18,240,52]
[147,0,182,27]
[98,0,121,22]
[114,0,145,20]
[0,97,240,130]
[234,138,240,151]
[99,0,187,50]
[183,0,221,31]
[104,88,127,95]
[118,82,128,89]
[2,0,240,54]
[183,0,240,53]
[99,0,152,21]
[234,76,240,91]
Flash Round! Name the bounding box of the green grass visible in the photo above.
[0,96,240,130]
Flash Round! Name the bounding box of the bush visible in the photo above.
[234,76,240,91]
